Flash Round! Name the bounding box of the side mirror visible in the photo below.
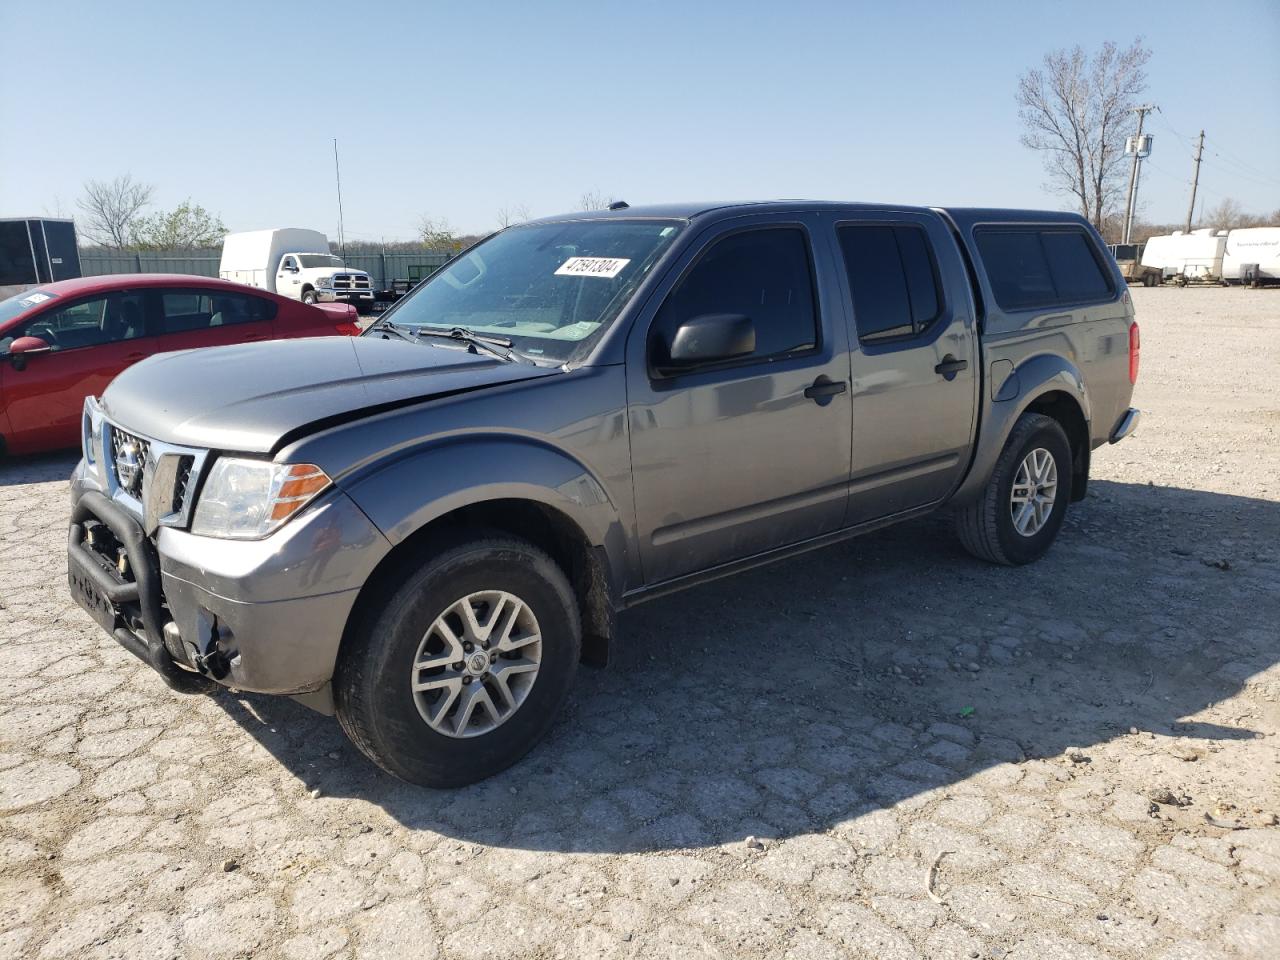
[7,335,52,370]
[659,313,755,372]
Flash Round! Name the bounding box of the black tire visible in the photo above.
[301,288,317,305]
[334,537,580,787]
[954,413,1073,566]
[1143,273,1156,287]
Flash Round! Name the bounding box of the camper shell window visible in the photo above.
[976,227,1115,311]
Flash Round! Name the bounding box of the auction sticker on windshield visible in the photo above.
[555,257,630,279]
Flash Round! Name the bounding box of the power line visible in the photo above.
[1202,136,1280,183]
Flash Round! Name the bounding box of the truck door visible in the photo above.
[833,212,979,525]
[277,255,302,299]
[626,215,853,584]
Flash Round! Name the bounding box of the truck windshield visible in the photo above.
[375,220,684,362]
[297,254,344,269]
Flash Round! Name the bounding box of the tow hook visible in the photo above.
[194,615,233,680]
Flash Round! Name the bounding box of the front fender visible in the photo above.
[340,433,628,586]
[951,353,1090,505]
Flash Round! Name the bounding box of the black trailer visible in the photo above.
[0,217,82,298]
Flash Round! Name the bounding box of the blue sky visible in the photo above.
[2,0,1277,240]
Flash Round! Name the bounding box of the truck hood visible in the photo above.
[100,335,560,453]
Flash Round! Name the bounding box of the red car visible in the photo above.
[0,274,361,455]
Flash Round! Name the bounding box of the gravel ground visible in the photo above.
[2,286,1278,959]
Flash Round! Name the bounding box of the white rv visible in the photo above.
[219,229,375,313]
[1222,227,1280,284]
[1140,229,1227,283]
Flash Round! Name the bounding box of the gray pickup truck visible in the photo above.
[67,201,1141,786]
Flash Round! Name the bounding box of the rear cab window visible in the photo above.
[976,226,1114,311]
[837,224,944,342]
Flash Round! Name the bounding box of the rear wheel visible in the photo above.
[334,537,581,787]
[954,413,1073,565]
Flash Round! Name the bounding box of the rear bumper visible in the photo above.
[1109,407,1141,443]
[68,466,391,695]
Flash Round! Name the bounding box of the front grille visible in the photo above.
[101,420,207,533]
[109,427,151,500]
[173,458,193,509]
[332,274,371,290]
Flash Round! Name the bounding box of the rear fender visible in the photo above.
[952,353,1091,505]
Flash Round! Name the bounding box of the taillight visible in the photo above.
[335,322,360,336]
[1128,322,1140,384]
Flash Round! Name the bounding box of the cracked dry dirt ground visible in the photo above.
[2,287,1278,960]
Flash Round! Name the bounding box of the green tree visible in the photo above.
[417,214,460,250]
[132,201,227,250]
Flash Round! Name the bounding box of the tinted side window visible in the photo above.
[654,227,817,363]
[838,224,942,341]
[159,290,273,334]
[978,228,1114,310]
[22,293,148,351]
[1041,231,1112,301]
[975,231,1056,310]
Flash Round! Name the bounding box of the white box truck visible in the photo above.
[219,228,375,313]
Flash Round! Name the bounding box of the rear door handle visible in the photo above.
[934,355,968,380]
[803,376,848,405]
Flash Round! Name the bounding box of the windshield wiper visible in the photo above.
[367,318,418,342]
[414,327,522,363]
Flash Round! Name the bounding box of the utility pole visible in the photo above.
[1122,104,1156,244]
[333,138,347,261]
[1184,130,1205,233]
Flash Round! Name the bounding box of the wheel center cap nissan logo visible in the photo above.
[467,652,489,674]
[115,441,143,492]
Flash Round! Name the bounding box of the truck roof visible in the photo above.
[528,201,1092,229]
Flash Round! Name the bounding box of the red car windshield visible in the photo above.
[0,289,59,328]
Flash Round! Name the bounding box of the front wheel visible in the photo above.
[334,537,581,787]
[954,413,1073,565]
[301,289,317,305]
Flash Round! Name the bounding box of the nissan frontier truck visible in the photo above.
[68,201,1141,787]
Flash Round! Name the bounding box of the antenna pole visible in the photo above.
[333,138,346,261]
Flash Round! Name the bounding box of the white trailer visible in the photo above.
[1222,227,1280,284]
[1140,229,1227,283]
[219,228,375,311]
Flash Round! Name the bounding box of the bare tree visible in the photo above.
[1203,197,1245,231]
[495,203,532,228]
[76,175,155,249]
[578,191,617,212]
[1016,39,1151,230]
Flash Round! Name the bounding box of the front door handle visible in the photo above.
[934,355,968,380]
[803,376,848,405]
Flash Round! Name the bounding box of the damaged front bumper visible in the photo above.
[68,463,390,707]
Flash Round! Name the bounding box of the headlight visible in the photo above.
[190,458,331,540]
[316,275,334,288]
